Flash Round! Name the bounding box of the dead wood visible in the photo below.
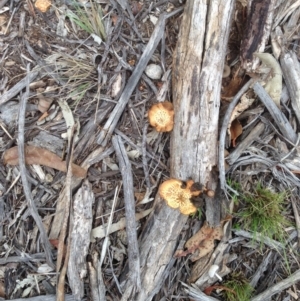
[253,82,297,144]
[0,70,39,106]
[67,180,94,301]
[280,51,300,124]
[219,79,256,190]
[240,0,274,69]
[250,251,273,288]
[112,135,141,293]
[250,269,300,301]
[17,65,54,269]
[120,0,235,300]
[0,296,77,301]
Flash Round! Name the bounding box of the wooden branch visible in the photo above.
[280,51,300,124]
[171,0,235,225]
[240,0,272,67]
[0,70,39,106]
[112,135,141,293]
[120,0,236,300]
[251,269,300,301]
[17,65,54,269]
[0,296,76,301]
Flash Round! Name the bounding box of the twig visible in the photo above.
[4,7,16,35]
[280,133,300,162]
[0,0,9,9]
[227,122,265,165]
[112,135,141,294]
[114,128,168,170]
[219,78,256,190]
[232,229,284,250]
[1,295,77,301]
[97,14,166,146]
[17,64,54,269]
[280,51,300,124]
[253,82,297,144]
[250,251,273,288]
[57,127,76,301]
[0,70,39,106]
[25,40,66,86]
[142,123,151,188]
[291,195,300,247]
[181,282,220,301]
[99,185,120,266]
[251,269,300,301]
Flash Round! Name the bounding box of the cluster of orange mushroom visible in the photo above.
[148,102,214,214]
[158,179,214,215]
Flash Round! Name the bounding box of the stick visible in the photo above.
[251,269,300,301]
[96,14,166,146]
[219,78,256,190]
[112,135,141,295]
[17,64,54,269]
[253,82,297,144]
[0,70,39,106]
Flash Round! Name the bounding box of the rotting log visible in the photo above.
[120,0,235,300]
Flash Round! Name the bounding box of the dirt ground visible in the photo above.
[1,0,300,300]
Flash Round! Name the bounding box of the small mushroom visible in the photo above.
[158,179,197,215]
[208,264,222,281]
[148,101,174,132]
[35,0,52,12]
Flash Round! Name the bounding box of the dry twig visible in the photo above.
[251,269,300,301]
[17,64,54,268]
[112,135,141,296]
[96,14,166,146]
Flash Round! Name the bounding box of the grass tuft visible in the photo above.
[223,272,253,301]
[237,183,289,242]
[67,0,106,40]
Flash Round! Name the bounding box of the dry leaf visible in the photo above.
[222,75,244,99]
[230,119,243,147]
[174,222,223,262]
[254,53,282,108]
[3,145,86,178]
[36,91,53,113]
[230,93,255,123]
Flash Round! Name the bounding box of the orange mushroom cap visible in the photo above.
[158,179,197,215]
[148,101,174,132]
[35,0,52,12]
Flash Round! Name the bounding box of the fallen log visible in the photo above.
[120,0,235,300]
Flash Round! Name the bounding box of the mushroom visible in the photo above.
[158,179,197,215]
[148,101,174,132]
[208,264,222,281]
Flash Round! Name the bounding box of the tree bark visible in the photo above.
[121,0,235,300]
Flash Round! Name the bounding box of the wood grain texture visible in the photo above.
[68,179,94,301]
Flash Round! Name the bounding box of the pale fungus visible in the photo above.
[208,264,222,281]
[148,101,174,132]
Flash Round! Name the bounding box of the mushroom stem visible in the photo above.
[208,264,223,282]
[215,273,222,281]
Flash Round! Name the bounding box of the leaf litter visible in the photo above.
[0,0,300,301]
